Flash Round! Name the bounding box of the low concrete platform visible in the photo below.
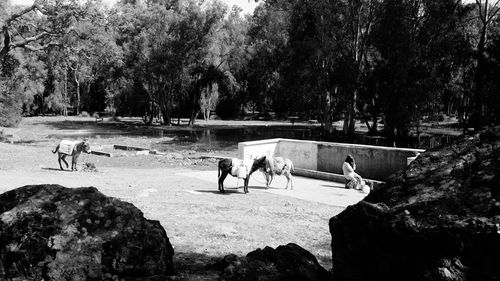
[178,170,368,208]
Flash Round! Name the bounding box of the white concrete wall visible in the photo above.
[238,139,278,159]
[313,141,424,180]
[276,139,317,170]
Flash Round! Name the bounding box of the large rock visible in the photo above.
[0,184,174,280]
[329,126,500,281]
[217,243,330,281]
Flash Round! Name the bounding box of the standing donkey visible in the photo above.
[218,156,266,194]
[261,156,294,190]
[52,138,91,171]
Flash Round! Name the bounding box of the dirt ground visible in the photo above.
[0,116,364,278]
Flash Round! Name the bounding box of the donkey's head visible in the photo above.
[78,138,91,154]
[250,156,267,174]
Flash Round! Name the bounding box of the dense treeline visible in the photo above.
[1,0,499,137]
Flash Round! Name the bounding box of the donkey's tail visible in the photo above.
[52,145,59,154]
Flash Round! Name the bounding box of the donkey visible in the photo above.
[52,139,91,171]
[218,156,266,194]
[261,156,294,190]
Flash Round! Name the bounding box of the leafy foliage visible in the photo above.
[0,0,499,133]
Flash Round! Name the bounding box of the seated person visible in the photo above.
[342,155,370,193]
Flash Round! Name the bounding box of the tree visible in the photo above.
[470,0,500,128]
[246,0,291,117]
[1,0,111,119]
[0,0,76,60]
[200,82,219,120]
[192,5,252,122]
[283,0,379,134]
[371,0,472,138]
[113,0,226,125]
[337,0,379,135]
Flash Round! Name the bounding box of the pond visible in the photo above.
[49,125,457,152]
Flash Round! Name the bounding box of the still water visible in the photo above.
[48,125,455,152]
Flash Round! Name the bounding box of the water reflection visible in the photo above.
[48,125,456,152]
[152,126,323,152]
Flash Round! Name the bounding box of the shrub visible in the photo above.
[0,87,22,127]
[79,111,90,117]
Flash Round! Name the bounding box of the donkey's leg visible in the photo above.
[218,171,229,193]
[243,177,250,194]
[72,155,80,171]
[58,155,64,170]
[285,171,293,190]
[264,173,271,189]
[268,174,275,187]
[61,155,69,169]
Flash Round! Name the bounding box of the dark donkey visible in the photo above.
[52,139,91,171]
[218,156,266,194]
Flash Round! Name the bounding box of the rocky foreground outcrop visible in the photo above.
[0,184,174,280]
[217,243,330,281]
[330,126,500,281]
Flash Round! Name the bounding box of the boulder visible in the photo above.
[329,126,500,281]
[217,243,330,281]
[0,184,174,280]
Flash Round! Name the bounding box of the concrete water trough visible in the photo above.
[238,138,425,186]
[113,144,151,151]
[90,150,113,157]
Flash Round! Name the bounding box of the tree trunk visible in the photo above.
[471,0,500,129]
[159,91,170,126]
[343,89,356,135]
[190,89,200,126]
[323,88,336,134]
[41,93,45,116]
[74,70,80,116]
[369,96,378,134]
[472,22,487,129]
[63,66,68,116]
[349,89,357,134]
[190,109,200,126]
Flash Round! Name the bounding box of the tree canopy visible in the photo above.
[1,0,499,138]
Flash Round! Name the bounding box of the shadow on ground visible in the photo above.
[41,167,73,172]
[170,248,333,280]
[195,185,271,195]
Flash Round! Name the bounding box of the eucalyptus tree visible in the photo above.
[469,0,500,128]
[1,0,85,124]
[284,0,332,123]
[245,0,291,117]
[182,0,235,125]
[61,5,123,115]
[0,0,84,61]
[196,5,251,121]
[336,0,379,135]
[372,0,471,137]
[485,19,500,122]
[281,0,380,134]
[111,0,226,125]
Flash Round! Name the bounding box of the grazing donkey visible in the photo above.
[218,156,266,194]
[261,156,294,190]
[52,139,91,171]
